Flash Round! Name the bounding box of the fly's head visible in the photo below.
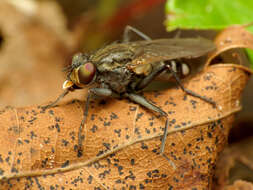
[63,53,96,90]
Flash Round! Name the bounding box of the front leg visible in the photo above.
[77,88,114,157]
[41,90,69,110]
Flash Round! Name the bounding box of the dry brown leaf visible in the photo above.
[206,25,253,73]
[0,64,250,189]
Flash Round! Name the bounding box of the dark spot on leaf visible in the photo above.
[28,117,36,123]
[44,137,50,144]
[125,171,136,181]
[96,150,104,157]
[5,156,10,164]
[115,164,123,175]
[145,128,150,134]
[134,127,140,135]
[87,175,93,184]
[173,177,179,182]
[110,112,118,120]
[139,183,145,189]
[207,132,212,138]
[49,110,54,115]
[206,146,211,153]
[91,114,95,120]
[17,139,23,145]
[62,139,69,146]
[114,129,121,137]
[103,143,111,150]
[0,168,4,175]
[103,121,111,126]
[170,119,176,124]
[136,112,144,121]
[11,167,18,173]
[55,123,60,132]
[98,169,110,179]
[183,148,187,155]
[190,100,197,109]
[141,142,148,150]
[91,125,98,133]
[30,131,37,139]
[129,185,136,190]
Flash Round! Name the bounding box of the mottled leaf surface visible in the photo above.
[0,64,250,189]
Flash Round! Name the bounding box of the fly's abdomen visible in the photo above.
[155,60,191,81]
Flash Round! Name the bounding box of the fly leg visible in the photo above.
[77,88,114,157]
[159,64,217,161]
[132,62,216,162]
[41,90,69,110]
[166,64,216,106]
[129,63,175,161]
[123,25,151,42]
[125,93,171,160]
[125,93,167,116]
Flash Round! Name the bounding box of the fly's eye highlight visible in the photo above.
[78,62,96,85]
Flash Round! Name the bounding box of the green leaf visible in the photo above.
[165,0,253,31]
[165,0,253,67]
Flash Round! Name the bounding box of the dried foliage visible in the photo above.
[0,63,250,189]
[0,1,252,190]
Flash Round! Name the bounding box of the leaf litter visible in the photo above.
[0,12,253,190]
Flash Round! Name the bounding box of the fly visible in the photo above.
[42,26,216,159]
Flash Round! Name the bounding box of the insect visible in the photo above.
[43,26,216,158]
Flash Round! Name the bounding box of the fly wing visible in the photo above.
[127,38,216,74]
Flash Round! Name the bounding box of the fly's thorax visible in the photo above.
[96,65,134,94]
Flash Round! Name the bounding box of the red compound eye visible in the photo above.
[77,62,96,85]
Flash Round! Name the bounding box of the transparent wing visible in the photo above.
[127,38,215,72]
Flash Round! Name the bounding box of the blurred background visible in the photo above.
[0,0,252,188]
